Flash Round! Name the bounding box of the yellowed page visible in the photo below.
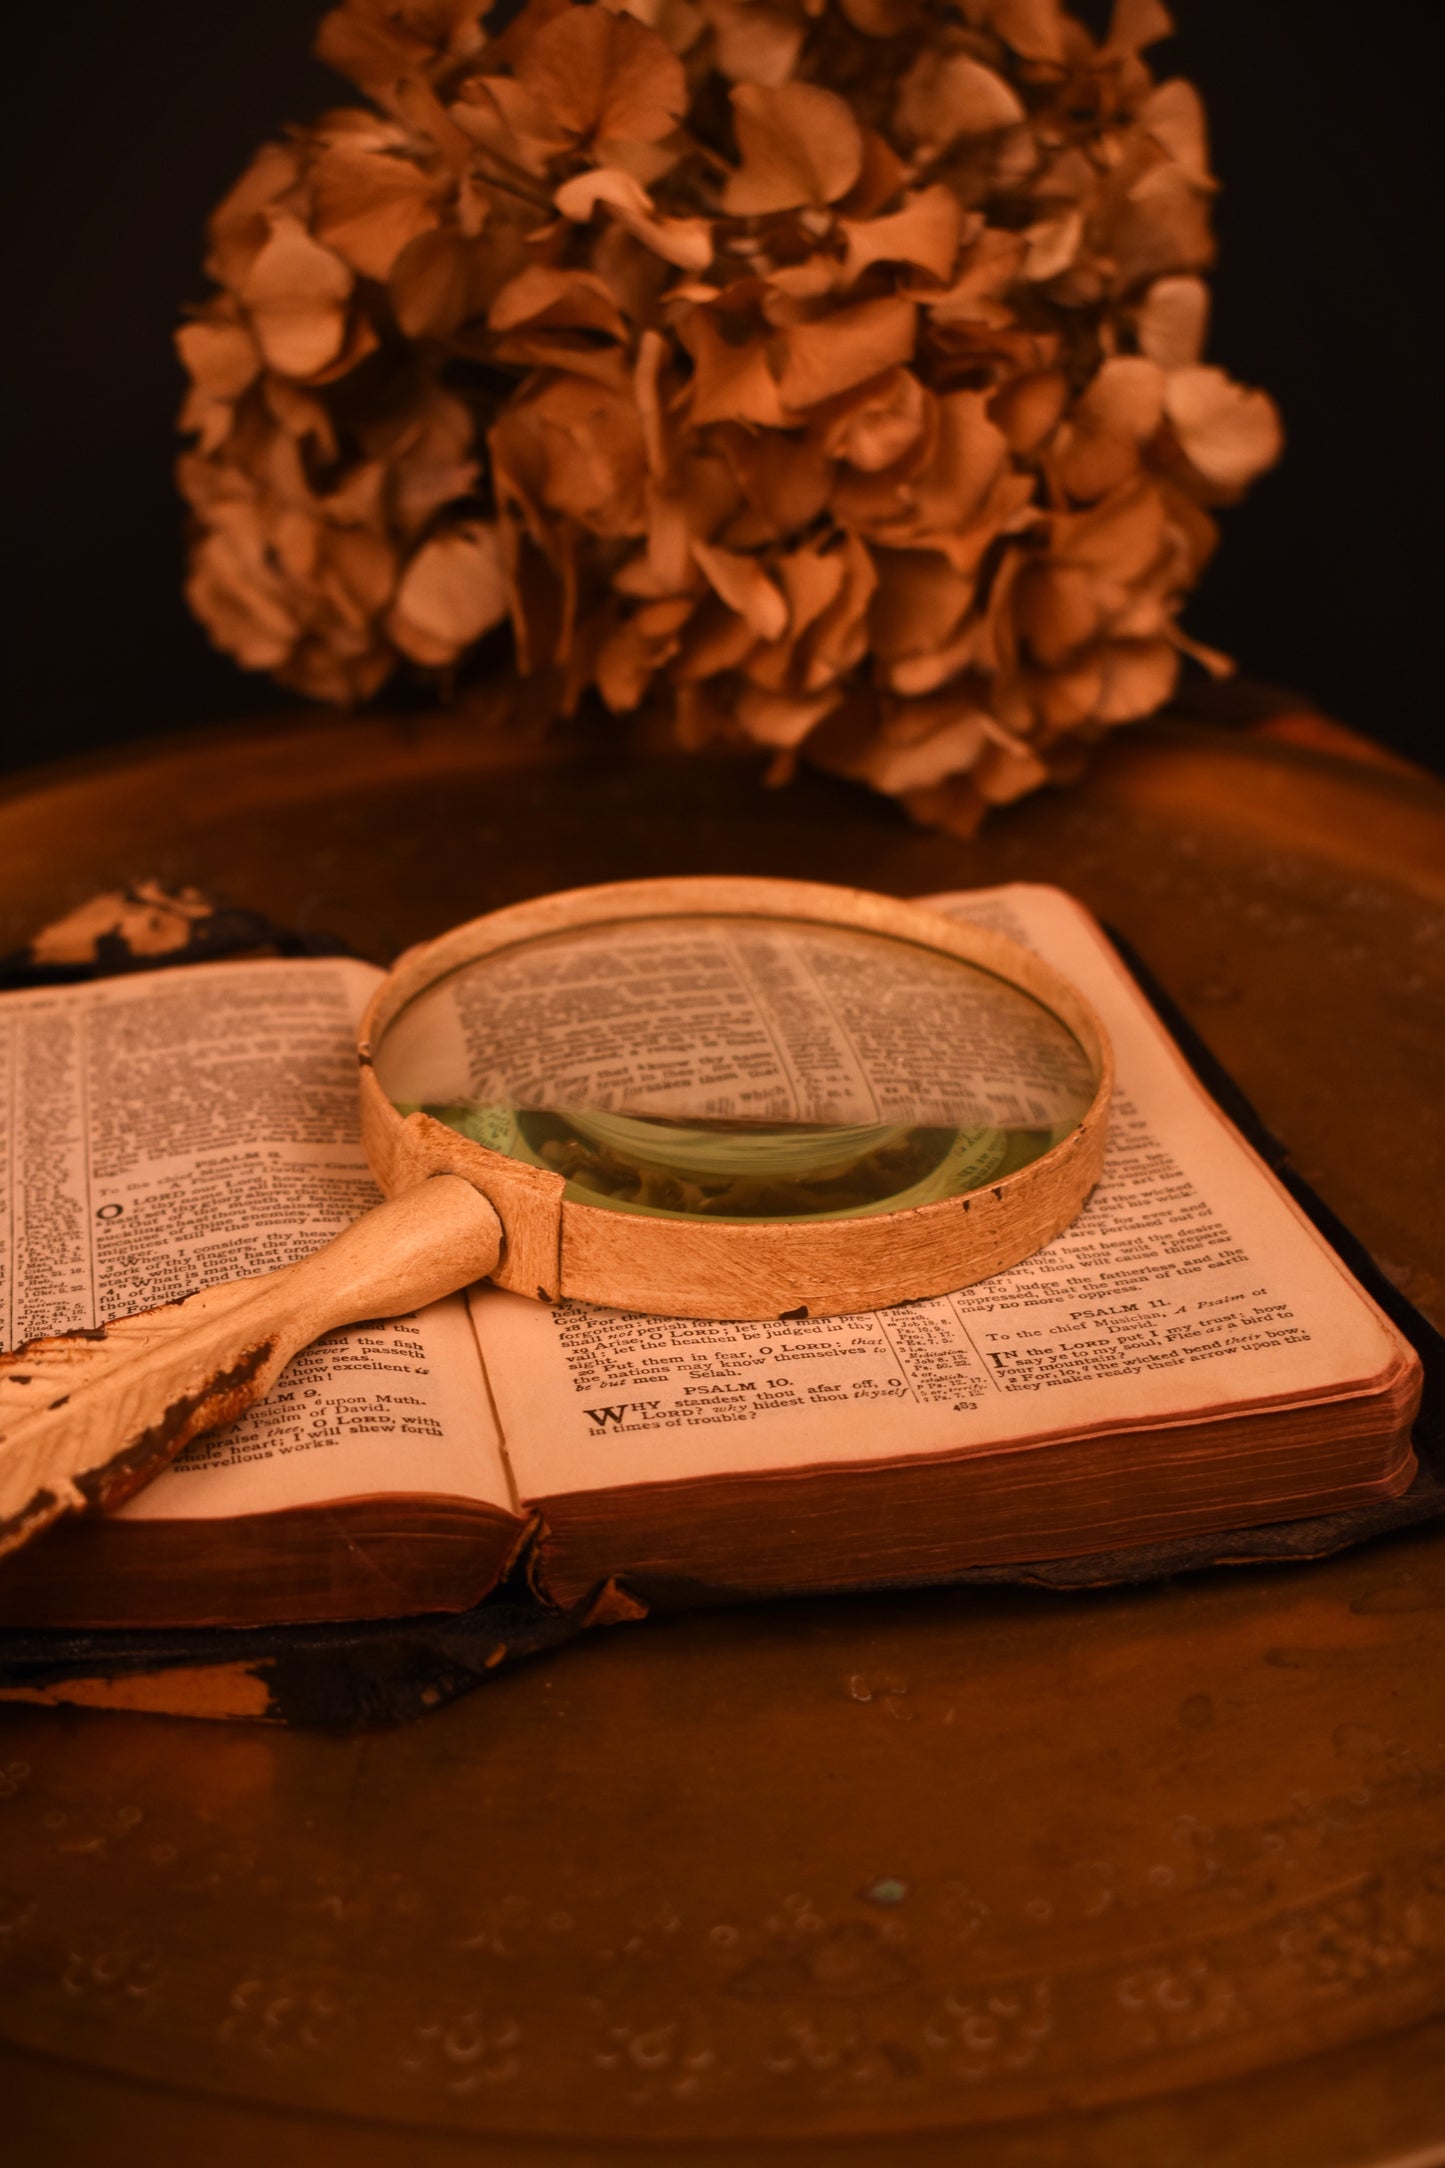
[126,1296,504,1523]
[472,885,1410,1501]
[0,959,510,1520]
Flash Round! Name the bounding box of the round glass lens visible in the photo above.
[374,915,1096,1224]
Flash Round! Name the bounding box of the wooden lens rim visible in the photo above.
[357,876,1114,1321]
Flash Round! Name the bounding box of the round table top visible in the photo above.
[3,708,1444,2168]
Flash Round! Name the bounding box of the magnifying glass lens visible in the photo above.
[374,915,1095,1224]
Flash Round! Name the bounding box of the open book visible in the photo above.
[0,886,1421,1632]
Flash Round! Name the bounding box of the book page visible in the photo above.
[126,1297,505,1524]
[0,959,510,1522]
[473,885,1410,1501]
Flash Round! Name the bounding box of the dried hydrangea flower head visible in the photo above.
[178,0,1281,830]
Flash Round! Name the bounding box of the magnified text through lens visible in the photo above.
[375,915,1096,1224]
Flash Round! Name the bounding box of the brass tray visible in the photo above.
[4,712,1444,2167]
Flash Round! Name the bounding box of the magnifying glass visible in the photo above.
[0,878,1111,1558]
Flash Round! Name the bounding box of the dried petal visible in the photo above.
[390,228,480,340]
[632,327,671,477]
[627,445,741,590]
[315,0,489,103]
[841,186,964,284]
[1164,367,1283,496]
[777,544,848,643]
[176,312,261,401]
[1112,162,1215,287]
[1027,654,1102,731]
[723,83,865,214]
[837,0,921,34]
[1138,79,1211,186]
[704,0,803,85]
[554,167,713,269]
[821,368,930,472]
[765,256,845,302]
[1135,274,1209,367]
[595,596,689,712]
[1104,0,1174,53]
[802,533,877,685]
[489,265,630,341]
[691,539,789,639]
[776,296,917,409]
[205,141,304,289]
[517,6,687,146]
[986,0,1068,64]
[989,369,1068,455]
[975,734,1050,803]
[1169,621,1233,676]
[603,0,704,52]
[240,216,354,378]
[492,377,650,540]
[1093,637,1178,721]
[1051,355,1164,500]
[1054,479,1167,583]
[175,312,262,453]
[680,306,790,427]
[378,386,481,537]
[840,129,908,220]
[745,548,843,689]
[895,53,1025,156]
[929,226,1027,328]
[676,599,759,679]
[716,425,833,530]
[898,773,989,839]
[735,684,843,747]
[184,511,299,672]
[1081,356,1165,440]
[257,380,335,464]
[389,521,509,664]
[854,704,989,795]
[310,137,443,280]
[870,548,976,663]
[1021,208,1083,284]
[1012,561,1103,665]
[902,389,1014,542]
[486,0,580,74]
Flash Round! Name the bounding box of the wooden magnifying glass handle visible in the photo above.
[0,1175,504,1564]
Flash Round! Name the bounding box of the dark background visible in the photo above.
[3,0,1438,778]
